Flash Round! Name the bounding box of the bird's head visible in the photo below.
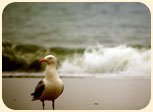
[40,55,57,65]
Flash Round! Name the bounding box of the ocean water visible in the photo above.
[3,2,150,48]
[2,43,151,78]
[2,3,151,78]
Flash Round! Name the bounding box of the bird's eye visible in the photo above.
[48,57,52,59]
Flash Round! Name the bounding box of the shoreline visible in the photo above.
[2,75,150,79]
[2,75,92,79]
[2,72,151,79]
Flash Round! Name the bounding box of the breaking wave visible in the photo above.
[59,44,151,78]
[2,42,151,78]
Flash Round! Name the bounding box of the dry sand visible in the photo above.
[2,77,151,110]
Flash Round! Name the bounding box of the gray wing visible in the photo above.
[31,79,45,101]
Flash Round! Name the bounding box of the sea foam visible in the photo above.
[59,45,150,78]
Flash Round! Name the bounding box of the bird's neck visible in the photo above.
[45,64,59,80]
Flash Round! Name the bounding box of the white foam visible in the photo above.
[59,44,151,78]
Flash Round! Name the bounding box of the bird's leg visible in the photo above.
[42,101,45,110]
[52,100,55,110]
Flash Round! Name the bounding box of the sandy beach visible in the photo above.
[2,77,151,110]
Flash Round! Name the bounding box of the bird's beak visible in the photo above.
[40,59,47,63]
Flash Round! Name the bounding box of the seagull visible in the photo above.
[31,55,64,110]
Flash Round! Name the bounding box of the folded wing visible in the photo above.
[31,79,45,101]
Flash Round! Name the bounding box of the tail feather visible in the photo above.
[31,92,34,96]
[31,98,36,101]
[31,92,36,101]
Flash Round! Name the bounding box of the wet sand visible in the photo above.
[2,77,151,110]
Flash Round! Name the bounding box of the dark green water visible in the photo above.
[2,41,84,72]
